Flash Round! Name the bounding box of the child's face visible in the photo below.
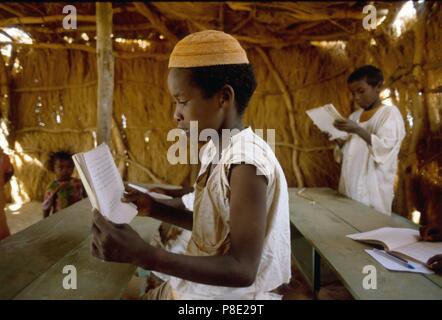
[167,68,229,136]
[348,78,381,110]
[54,159,74,181]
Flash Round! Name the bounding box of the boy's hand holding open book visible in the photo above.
[333,118,362,134]
[306,103,349,141]
[122,184,156,217]
[91,209,158,268]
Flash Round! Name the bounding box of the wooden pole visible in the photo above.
[256,47,304,187]
[96,2,114,145]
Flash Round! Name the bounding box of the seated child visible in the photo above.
[42,151,86,217]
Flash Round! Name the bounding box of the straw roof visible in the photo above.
[0,2,398,46]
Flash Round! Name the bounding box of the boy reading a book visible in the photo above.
[42,151,86,217]
[333,65,406,215]
[90,30,291,299]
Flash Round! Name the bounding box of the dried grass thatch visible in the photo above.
[0,1,440,224]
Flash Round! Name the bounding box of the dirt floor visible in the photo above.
[5,201,352,300]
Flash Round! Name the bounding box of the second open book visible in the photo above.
[306,103,349,140]
[347,227,442,265]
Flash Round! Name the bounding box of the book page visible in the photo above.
[306,104,348,140]
[394,241,442,265]
[72,155,99,210]
[82,144,137,224]
[347,227,420,251]
[127,183,173,200]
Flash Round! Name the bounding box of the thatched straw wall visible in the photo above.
[3,2,441,224]
[9,41,353,200]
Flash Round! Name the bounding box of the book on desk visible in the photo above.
[347,227,442,272]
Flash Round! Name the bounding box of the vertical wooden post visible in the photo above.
[96,2,114,145]
[406,3,428,218]
[256,47,304,188]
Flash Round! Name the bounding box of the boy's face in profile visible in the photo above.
[54,159,74,181]
[348,78,381,110]
[167,68,226,136]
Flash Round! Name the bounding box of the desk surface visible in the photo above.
[2,187,441,300]
[0,199,160,300]
[290,187,442,300]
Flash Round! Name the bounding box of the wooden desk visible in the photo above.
[290,187,442,300]
[0,198,160,299]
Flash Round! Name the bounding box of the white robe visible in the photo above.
[338,104,406,215]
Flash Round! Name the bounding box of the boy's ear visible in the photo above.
[219,85,235,109]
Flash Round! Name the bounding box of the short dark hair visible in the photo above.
[47,150,74,172]
[186,63,257,115]
[347,65,384,87]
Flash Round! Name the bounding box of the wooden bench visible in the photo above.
[0,198,160,299]
[289,187,442,300]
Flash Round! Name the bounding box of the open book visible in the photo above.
[72,143,138,224]
[347,227,442,265]
[306,103,349,140]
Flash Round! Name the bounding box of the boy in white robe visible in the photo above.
[333,65,406,215]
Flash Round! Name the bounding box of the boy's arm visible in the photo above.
[93,164,268,287]
[150,201,193,230]
[122,187,193,230]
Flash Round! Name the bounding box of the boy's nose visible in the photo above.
[173,105,184,123]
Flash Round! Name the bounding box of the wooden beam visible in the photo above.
[0,42,169,60]
[255,47,304,187]
[19,22,162,36]
[96,2,114,145]
[0,15,97,28]
[0,4,24,17]
[132,2,178,43]
[0,7,135,28]
[0,41,96,53]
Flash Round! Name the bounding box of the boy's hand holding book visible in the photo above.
[333,118,361,134]
[91,209,158,268]
[122,184,155,217]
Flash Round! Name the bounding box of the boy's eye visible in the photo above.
[177,100,188,106]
